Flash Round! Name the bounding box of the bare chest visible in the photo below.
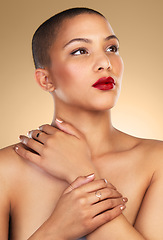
[93,151,152,224]
[10,151,152,239]
[10,163,68,240]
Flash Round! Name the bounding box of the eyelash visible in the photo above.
[70,48,88,56]
[70,45,119,56]
[106,45,119,53]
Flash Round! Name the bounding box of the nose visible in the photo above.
[93,52,112,72]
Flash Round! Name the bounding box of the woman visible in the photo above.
[1,7,163,239]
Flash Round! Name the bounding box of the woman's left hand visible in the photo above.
[15,119,97,183]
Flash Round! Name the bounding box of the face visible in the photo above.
[48,13,124,111]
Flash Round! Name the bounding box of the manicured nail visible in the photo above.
[120,205,126,211]
[27,131,30,138]
[122,197,128,203]
[86,173,95,179]
[19,136,27,144]
[56,118,63,124]
[14,146,19,151]
[18,135,22,141]
[103,178,108,184]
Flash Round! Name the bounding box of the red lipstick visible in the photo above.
[92,77,115,90]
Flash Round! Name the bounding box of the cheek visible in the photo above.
[54,62,84,88]
[51,61,88,103]
[115,56,124,77]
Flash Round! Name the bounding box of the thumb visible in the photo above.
[64,173,95,194]
[55,118,83,139]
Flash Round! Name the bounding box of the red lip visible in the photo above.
[92,77,115,90]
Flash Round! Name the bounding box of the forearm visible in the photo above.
[87,214,145,240]
[69,165,145,240]
[27,217,65,240]
[67,162,100,183]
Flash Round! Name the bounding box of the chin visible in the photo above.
[88,96,119,111]
[85,100,117,112]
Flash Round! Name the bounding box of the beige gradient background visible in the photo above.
[0,0,163,148]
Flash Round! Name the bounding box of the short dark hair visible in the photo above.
[32,7,105,69]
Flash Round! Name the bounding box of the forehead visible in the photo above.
[55,13,114,44]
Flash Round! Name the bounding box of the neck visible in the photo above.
[52,102,116,158]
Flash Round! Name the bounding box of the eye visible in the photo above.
[106,45,119,53]
[70,48,88,56]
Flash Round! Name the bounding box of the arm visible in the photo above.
[134,162,163,239]
[0,150,12,240]
[87,169,163,240]
[28,175,125,240]
[17,121,158,239]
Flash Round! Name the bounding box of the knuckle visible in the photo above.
[78,197,87,207]
[102,211,112,222]
[97,179,106,189]
[45,136,54,146]
[24,151,31,160]
[106,188,112,196]
[40,124,48,131]
[108,198,114,207]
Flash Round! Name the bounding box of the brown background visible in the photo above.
[1,0,163,148]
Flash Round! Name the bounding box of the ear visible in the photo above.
[35,69,55,92]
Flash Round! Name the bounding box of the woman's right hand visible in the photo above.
[29,174,127,240]
[16,120,97,183]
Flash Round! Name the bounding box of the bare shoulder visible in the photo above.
[120,129,163,168]
[0,144,27,197]
[115,128,163,167]
[140,138,163,171]
[0,144,54,182]
[0,144,26,178]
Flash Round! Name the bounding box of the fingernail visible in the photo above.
[27,132,30,137]
[122,197,128,203]
[120,205,126,211]
[27,131,32,138]
[86,173,95,179]
[103,178,108,184]
[56,118,63,124]
[14,146,19,152]
[19,136,27,144]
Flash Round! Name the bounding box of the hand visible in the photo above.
[15,119,96,183]
[32,175,127,240]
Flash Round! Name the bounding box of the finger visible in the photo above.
[64,174,95,194]
[39,124,57,135]
[14,144,41,165]
[89,188,125,204]
[28,130,49,144]
[19,135,43,155]
[92,198,126,216]
[77,179,121,196]
[92,204,125,228]
[55,118,83,139]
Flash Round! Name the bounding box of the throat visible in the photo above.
[53,108,116,157]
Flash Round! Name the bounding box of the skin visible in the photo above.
[1,13,163,239]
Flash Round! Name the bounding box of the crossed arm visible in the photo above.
[16,120,163,240]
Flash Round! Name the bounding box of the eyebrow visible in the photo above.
[63,34,119,48]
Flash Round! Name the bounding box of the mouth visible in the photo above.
[92,77,115,91]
